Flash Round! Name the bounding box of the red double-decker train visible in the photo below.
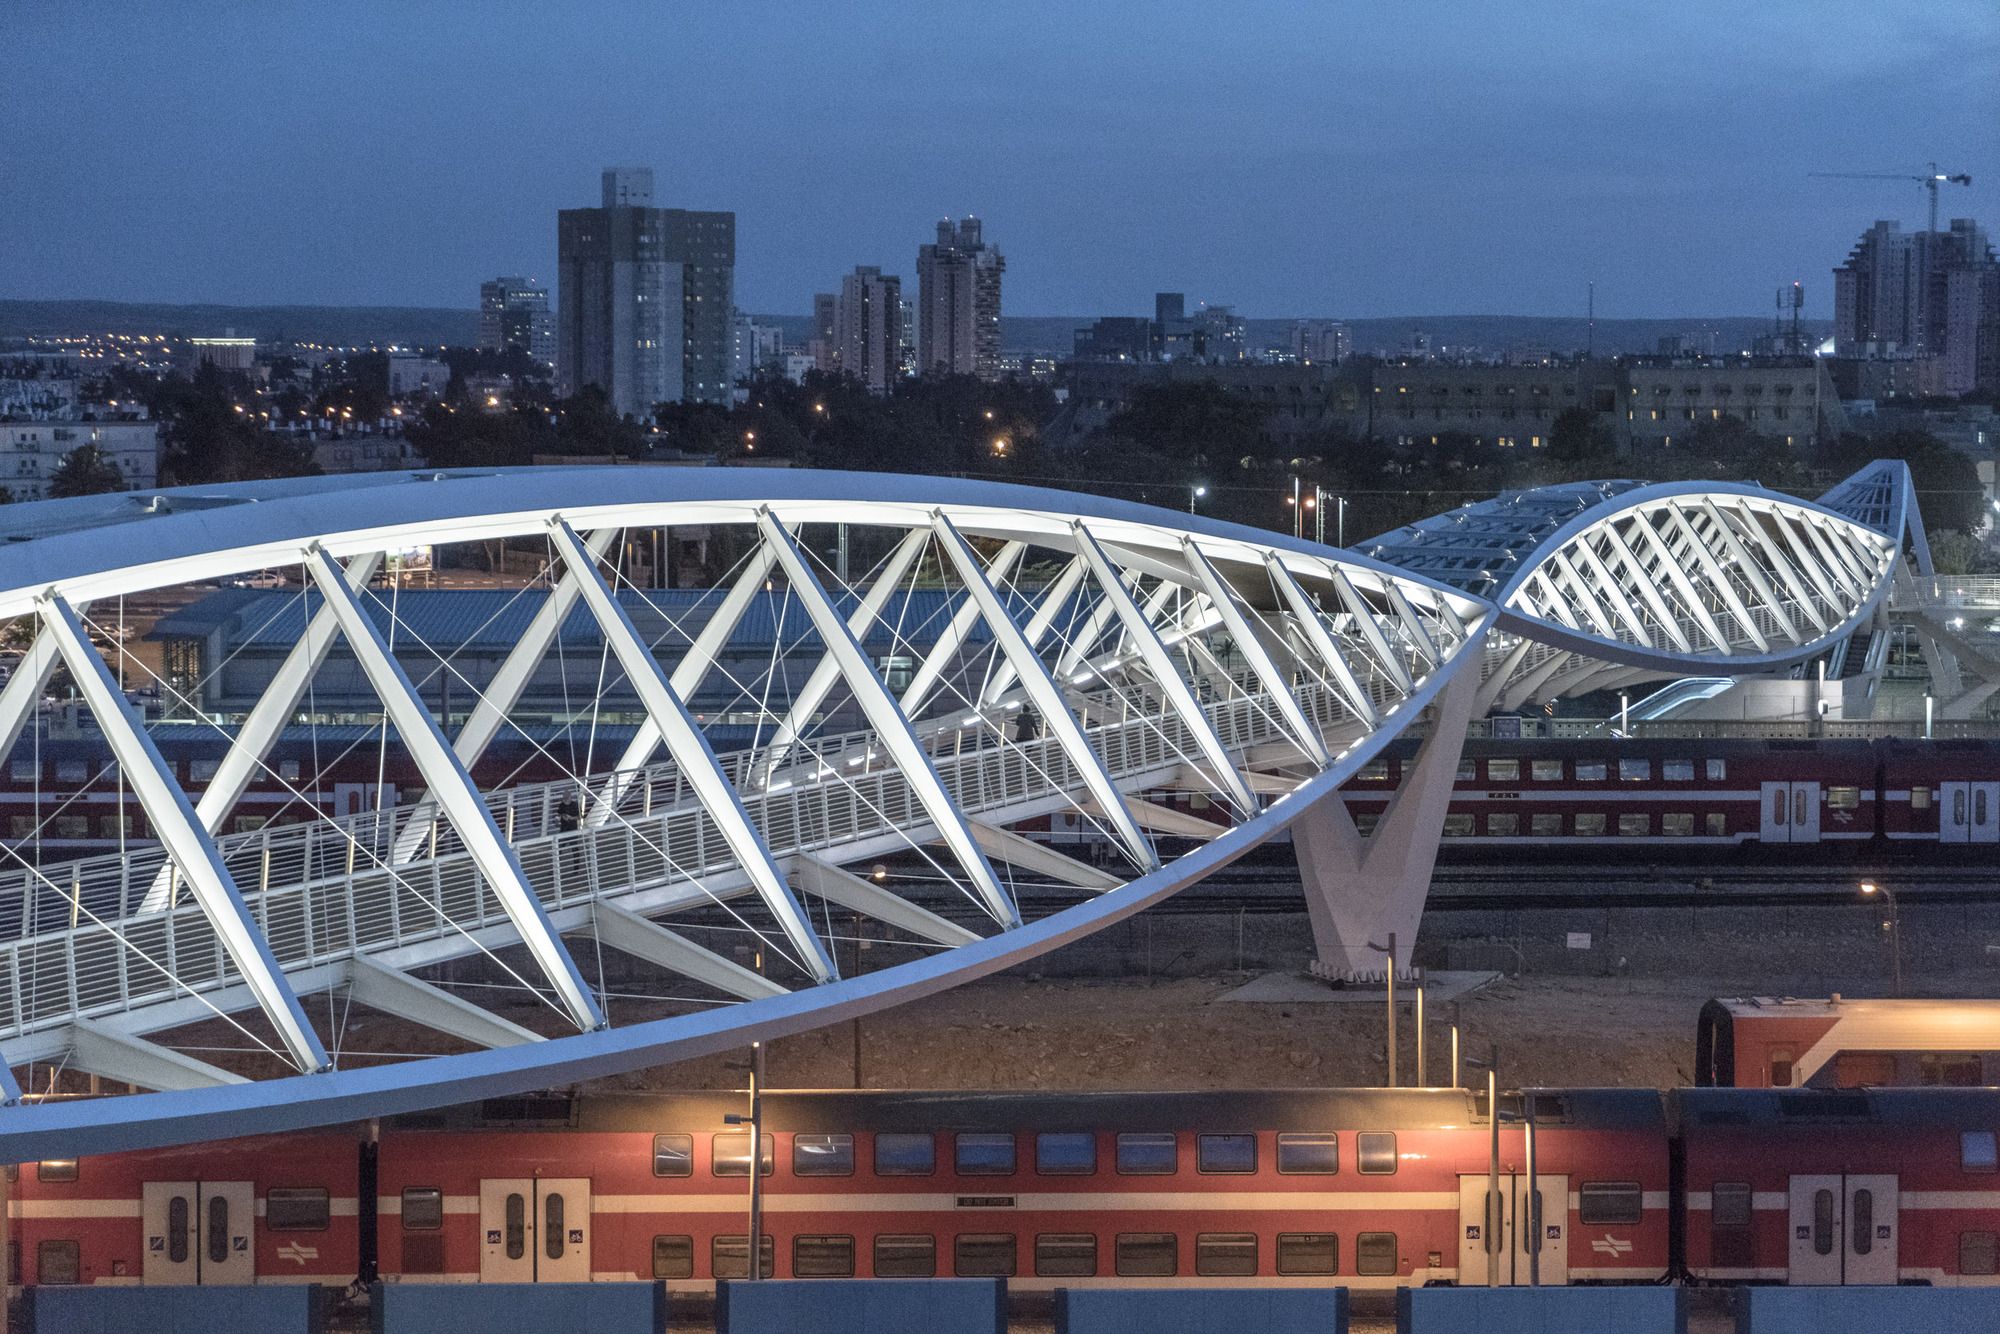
[9,1086,1997,1294]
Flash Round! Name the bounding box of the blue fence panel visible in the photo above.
[1055,1287,1348,1334]
[1397,1285,1687,1334]
[370,1281,666,1334]
[715,1278,1006,1334]
[24,1284,329,1334]
[1736,1286,2000,1334]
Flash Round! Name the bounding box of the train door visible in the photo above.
[1788,1174,1898,1284]
[332,783,395,819]
[1457,1174,1568,1284]
[1940,782,1999,845]
[141,1181,255,1286]
[478,1178,591,1282]
[1760,782,1820,844]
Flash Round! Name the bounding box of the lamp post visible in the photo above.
[1860,880,1904,996]
[1371,933,1398,1087]
[1461,1051,1502,1286]
[723,1039,768,1279]
[1189,484,1207,514]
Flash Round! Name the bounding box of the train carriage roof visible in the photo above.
[1673,1086,2000,1128]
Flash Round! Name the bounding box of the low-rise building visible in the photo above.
[0,419,159,499]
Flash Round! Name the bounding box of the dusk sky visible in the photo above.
[5,1,1995,320]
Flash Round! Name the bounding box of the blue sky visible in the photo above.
[4,0,1994,318]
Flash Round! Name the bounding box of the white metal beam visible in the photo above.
[1072,522,1258,813]
[1596,524,1694,653]
[345,955,542,1049]
[68,1019,248,1092]
[1624,511,1732,652]
[1328,568,1413,694]
[1660,502,1769,650]
[546,519,838,983]
[37,592,330,1074]
[1695,501,1803,641]
[1567,539,1655,647]
[757,509,1020,929]
[1264,556,1380,727]
[900,539,1026,718]
[588,541,781,826]
[0,628,70,763]
[587,900,789,1000]
[0,1058,19,1105]
[1180,539,1327,765]
[787,854,981,947]
[303,546,606,1032]
[980,555,1086,706]
[759,527,931,784]
[1725,506,1829,635]
[966,818,1123,892]
[1087,794,1224,838]
[934,512,1157,870]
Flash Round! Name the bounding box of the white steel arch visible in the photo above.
[0,468,1485,1159]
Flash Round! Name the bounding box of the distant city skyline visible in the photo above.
[4,2,1995,320]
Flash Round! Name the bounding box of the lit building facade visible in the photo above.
[917,217,1004,380]
[478,277,555,365]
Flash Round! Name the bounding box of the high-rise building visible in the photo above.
[1834,217,1997,364]
[479,278,555,365]
[556,167,737,417]
[834,266,903,394]
[1291,320,1352,365]
[916,217,1004,380]
[811,292,839,373]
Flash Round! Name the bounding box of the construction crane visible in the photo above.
[1809,162,1973,236]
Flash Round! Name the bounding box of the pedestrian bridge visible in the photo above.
[0,463,1914,1158]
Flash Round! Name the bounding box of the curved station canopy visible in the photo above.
[0,461,1915,1158]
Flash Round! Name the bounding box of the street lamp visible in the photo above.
[722,1040,767,1279]
[1189,484,1207,514]
[1860,881,1904,996]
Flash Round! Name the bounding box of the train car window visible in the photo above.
[1768,1049,1796,1087]
[504,1192,526,1260]
[544,1193,566,1261]
[36,1240,80,1286]
[1575,761,1607,782]
[1358,760,1390,782]
[1618,813,1651,836]
[1662,759,1694,781]
[651,1236,693,1279]
[280,759,302,781]
[1356,1132,1398,1174]
[652,1133,693,1177]
[1578,1182,1642,1224]
[1575,813,1606,836]
[1661,813,1694,836]
[1962,1131,1997,1172]
[37,1159,77,1182]
[267,1187,330,1231]
[1851,1189,1873,1255]
[1116,1132,1177,1175]
[1921,1054,1985,1086]
[6,817,30,839]
[875,1132,936,1176]
[1530,1093,1569,1123]
[1827,786,1860,811]
[7,1238,17,1286]
[793,1235,855,1278]
[99,814,131,839]
[1355,1232,1398,1275]
[1706,759,1727,780]
[1197,1133,1256,1174]
[207,1194,231,1265]
[1455,760,1476,782]
[1711,1183,1753,1267]
[8,760,36,782]
[1486,813,1519,837]
[189,759,219,782]
[1530,813,1562,836]
[56,761,88,784]
[1115,1232,1178,1277]
[167,1196,190,1263]
[401,1188,443,1230]
[1034,1233,1097,1277]
[713,1131,775,1177]
[1354,814,1379,836]
[1276,1132,1339,1174]
[953,1233,1017,1277]
[1487,759,1520,782]
[1196,1233,1258,1276]
[712,1235,775,1280]
[873,1235,937,1277]
[1619,758,1650,782]
[793,1133,855,1177]
[1531,759,1564,781]
[1961,1231,1999,1276]
[955,1133,1017,1176]
[1442,814,1475,837]
[1812,1189,1837,1255]
[1706,813,1728,836]
[1911,786,1932,811]
[1277,1232,1338,1275]
[1035,1132,1096,1175]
